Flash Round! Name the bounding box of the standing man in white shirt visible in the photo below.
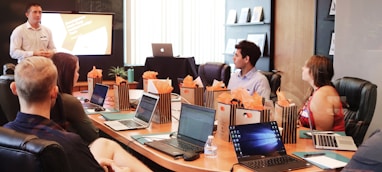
[9,2,56,63]
[227,40,271,99]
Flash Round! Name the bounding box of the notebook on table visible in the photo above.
[82,83,109,109]
[307,114,357,151]
[229,121,311,172]
[152,43,173,57]
[104,92,159,131]
[145,103,216,156]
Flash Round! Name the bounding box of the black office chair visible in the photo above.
[259,71,281,103]
[333,76,377,146]
[0,127,69,172]
[198,62,231,87]
[0,63,19,124]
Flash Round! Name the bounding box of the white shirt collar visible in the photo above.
[26,21,41,30]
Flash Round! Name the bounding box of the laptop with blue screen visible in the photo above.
[104,92,159,131]
[229,121,311,172]
[82,83,109,109]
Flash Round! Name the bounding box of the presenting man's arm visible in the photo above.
[45,28,56,58]
[9,28,33,62]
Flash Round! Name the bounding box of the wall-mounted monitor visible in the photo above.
[41,11,114,55]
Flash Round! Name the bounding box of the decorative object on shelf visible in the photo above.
[226,9,237,24]
[238,7,250,24]
[225,38,237,54]
[247,33,267,56]
[251,6,263,23]
[329,32,335,55]
[224,0,273,71]
[329,0,336,16]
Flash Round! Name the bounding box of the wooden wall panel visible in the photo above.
[274,0,315,106]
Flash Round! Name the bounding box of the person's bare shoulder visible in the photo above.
[314,86,341,106]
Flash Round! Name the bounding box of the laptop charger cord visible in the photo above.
[230,163,240,172]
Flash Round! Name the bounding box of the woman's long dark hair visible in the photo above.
[51,52,78,94]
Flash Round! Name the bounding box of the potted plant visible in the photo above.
[108,66,127,79]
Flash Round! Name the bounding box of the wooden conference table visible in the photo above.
[80,90,354,172]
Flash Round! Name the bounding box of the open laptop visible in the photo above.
[152,43,173,57]
[145,103,216,156]
[229,122,311,172]
[104,92,159,131]
[307,113,358,151]
[82,83,109,109]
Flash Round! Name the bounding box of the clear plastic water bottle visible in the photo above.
[204,135,217,158]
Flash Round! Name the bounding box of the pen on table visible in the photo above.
[304,153,326,158]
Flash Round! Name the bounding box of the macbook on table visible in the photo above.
[152,43,173,57]
[307,114,357,151]
[144,103,216,157]
[229,121,311,172]
[104,92,159,131]
[82,83,109,109]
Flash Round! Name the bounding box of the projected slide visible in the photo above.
[42,13,113,55]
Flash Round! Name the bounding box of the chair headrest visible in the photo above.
[0,74,14,81]
[0,127,37,150]
[333,77,377,111]
[3,63,15,75]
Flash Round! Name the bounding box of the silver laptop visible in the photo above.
[152,43,173,57]
[104,92,159,131]
[229,122,311,172]
[145,103,216,156]
[82,83,109,109]
[307,113,357,151]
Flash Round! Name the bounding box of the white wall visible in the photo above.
[335,0,382,139]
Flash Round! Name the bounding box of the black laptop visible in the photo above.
[229,121,311,172]
[145,103,216,157]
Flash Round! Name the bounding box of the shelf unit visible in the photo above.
[225,22,268,26]
[224,0,274,71]
[314,0,335,60]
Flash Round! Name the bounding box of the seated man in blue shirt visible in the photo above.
[4,56,151,172]
[227,40,271,99]
[341,129,382,172]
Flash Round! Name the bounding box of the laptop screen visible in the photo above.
[229,121,286,158]
[90,84,109,106]
[177,103,216,143]
[135,93,159,123]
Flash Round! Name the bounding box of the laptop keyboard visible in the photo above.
[243,155,298,169]
[120,120,141,128]
[163,139,203,153]
[315,134,338,147]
